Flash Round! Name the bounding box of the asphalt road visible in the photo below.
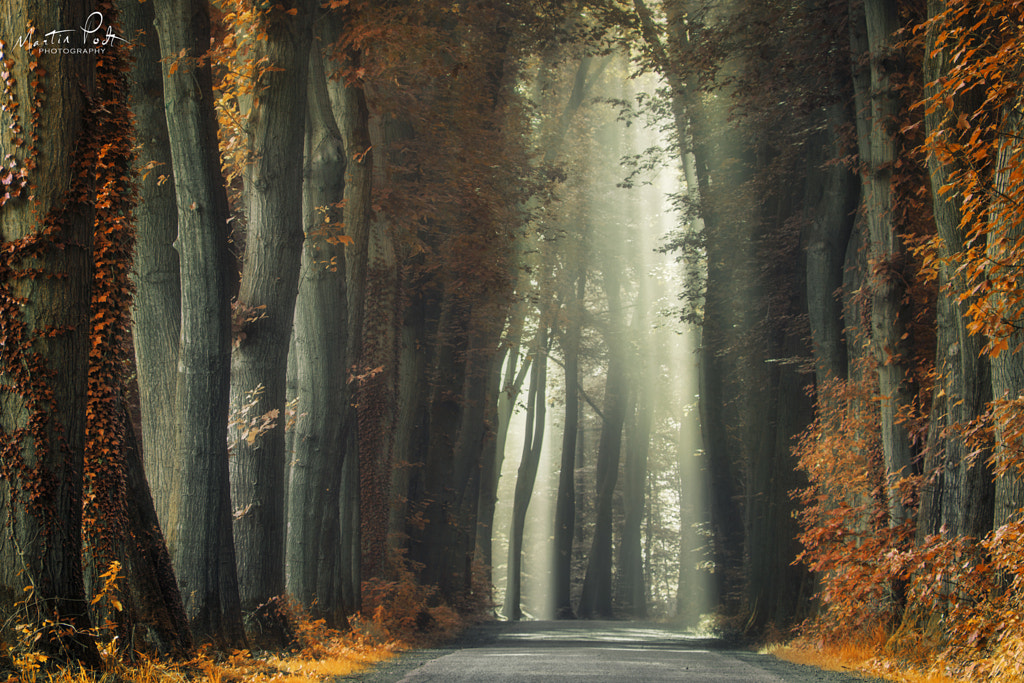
[340,620,885,682]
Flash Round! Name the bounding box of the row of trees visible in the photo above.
[638,0,1024,673]
[2,0,702,662]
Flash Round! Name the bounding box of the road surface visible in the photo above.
[341,620,884,682]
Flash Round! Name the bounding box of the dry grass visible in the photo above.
[767,629,985,683]
[4,636,397,683]
[3,560,473,683]
[2,553,479,683]
[2,580,475,683]
[2,634,397,683]
[2,617,402,683]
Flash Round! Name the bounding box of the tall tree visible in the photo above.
[617,275,652,618]
[855,0,916,527]
[0,1,102,665]
[81,7,192,653]
[151,0,245,644]
[228,0,315,630]
[988,110,1024,528]
[504,324,550,620]
[578,247,629,619]
[335,47,374,613]
[554,251,586,618]
[632,0,748,612]
[121,0,181,532]
[921,0,994,540]
[285,25,350,625]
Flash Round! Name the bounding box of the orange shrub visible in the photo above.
[356,551,464,647]
[792,373,910,640]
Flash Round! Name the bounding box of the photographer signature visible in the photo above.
[15,12,127,49]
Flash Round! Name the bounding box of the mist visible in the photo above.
[491,56,712,624]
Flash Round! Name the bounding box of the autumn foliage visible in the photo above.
[765,1,1024,680]
[793,375,1024,679]
[920,0,1024,354]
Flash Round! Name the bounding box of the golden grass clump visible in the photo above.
[2,599,401,683]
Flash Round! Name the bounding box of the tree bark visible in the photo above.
[121,0,181,531]
[94,401,193,655]
[504,329,549,620]
[285,35,349,624]
[229,1,315,629]
[554,266,585,619]
[988,107,1024,528]
[353,93,397,590]
[0,0,100,664]
[337,64,374,615]
[151,0,244,645]
[411,295,472,597]
[855,0,916,527]
[81,17,193,655]
[917,269,951,542]
[805,104,858,389]
[922,0,994,539]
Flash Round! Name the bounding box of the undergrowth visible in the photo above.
[788,371,1024,682]
[2,615,396,683]
[1,556,471,683]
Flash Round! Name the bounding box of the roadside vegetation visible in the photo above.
[1,559,470,683]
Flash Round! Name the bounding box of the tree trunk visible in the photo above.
[922,0,994,539]
[82,23,193,655]
[367,111,419,555]
[412,295,472,597]
[578,262,629,619]
[91,401,193,655]
[356,104,395,589]
[337,67,375,615]
[917,269,951,543]
[617,232,653,618]
[151,0,244,645]
[988,108,1024,528]
[805,104,858,389]
[389,309,433,545]
[504,330,549,620]
[476,290,531,584]
[229,1,315,630]
[474,349,508,593]
[618,389,651,618]
[121,0,181,531]
[856,0,916,527]
[337,441,361,612]
[390,283,441,558]
[449,316,505,602]
[638,0,748,612]
[285,36,349,624]
[0,1,100,664]
[554,267,585,619]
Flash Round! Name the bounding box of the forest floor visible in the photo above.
[2,621,401,683]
